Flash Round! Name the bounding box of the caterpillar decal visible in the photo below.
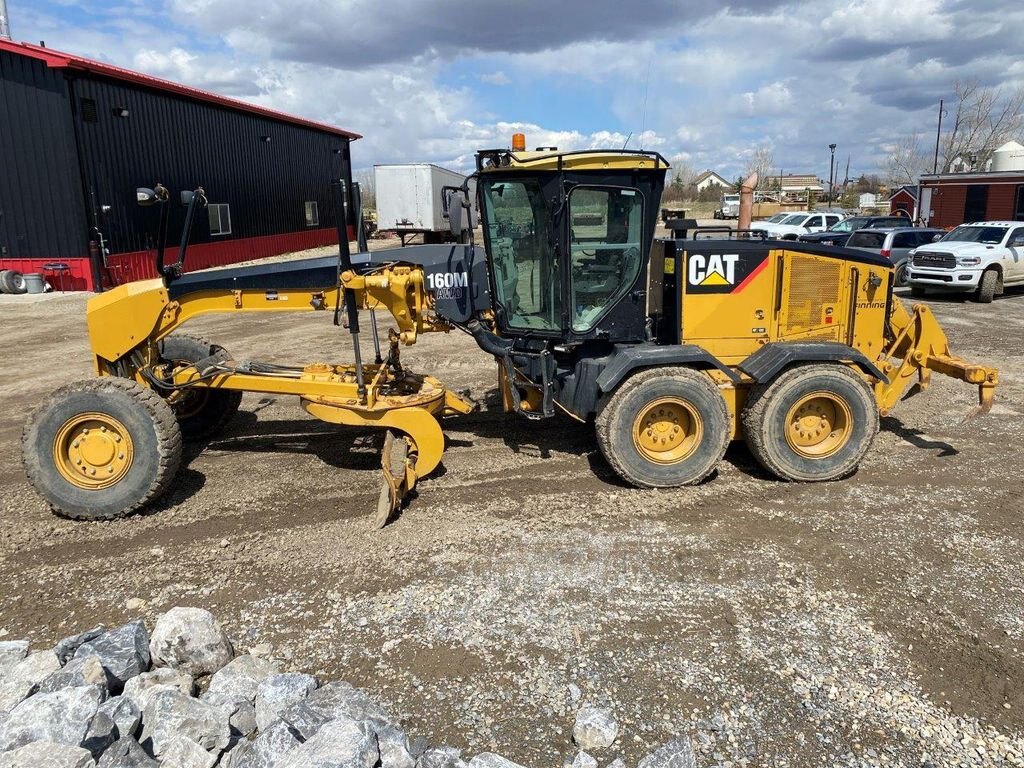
[685,246,769,294]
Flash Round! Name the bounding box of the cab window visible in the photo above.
[1009,228,1024,247]
[481,178,561,332]
[569,186,644,332]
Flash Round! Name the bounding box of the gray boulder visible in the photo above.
[138,687,230,758]
[0,651,61,712]
[122,669,193,711]
[82,709,117,758]
[0,741,96,768]
[279,681,392,740]
[221,719,301,768]
[74,622,150,692]
[571,753,597,768]
[572,707,618,750]
[54,627,106,666]
[468,754,527,768]
[375,722,417,768]
[97,696,141,741]
[636,738,697,768]
[159,734,217,768]
[418,746,467,768]
[149,608,233,677]
[205,655,279,703]
[0,642,28,675]
[202,691,257,739]
[254,673,317,732]
[37,655,108,695]
[606,759,627,768]
[0,684,103,752]
[97,737,159,768]
[275,718,379,768]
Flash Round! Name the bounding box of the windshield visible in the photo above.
[764,214,789,223]
[780,214,808,225]
[482,178,561,331]
[722,195,739,203]
[942,225,1007,244]
[847,231,886,249]
[831,217,868,233]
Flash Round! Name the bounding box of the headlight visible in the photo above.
[956,256,982,266]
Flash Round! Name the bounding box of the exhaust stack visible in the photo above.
[0,0,11,40]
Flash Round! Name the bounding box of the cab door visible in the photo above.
[1007,227,1024,280]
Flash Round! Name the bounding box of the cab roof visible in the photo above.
[476,148,669,173]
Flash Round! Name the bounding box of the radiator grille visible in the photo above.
[784,257,841,334]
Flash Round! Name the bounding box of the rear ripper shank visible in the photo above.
[22,146,999,524]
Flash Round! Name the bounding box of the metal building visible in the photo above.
[0,39,360,290]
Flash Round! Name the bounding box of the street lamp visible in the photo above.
[828,143,837,207]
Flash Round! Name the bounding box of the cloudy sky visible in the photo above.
[11,0,1024,179]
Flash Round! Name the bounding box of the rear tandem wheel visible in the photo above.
[595,366,730,488]
[741,363,879,482]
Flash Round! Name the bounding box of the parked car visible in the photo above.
[753,212,844,239]
[906,221,1024,302]
[798,214,913,247]
[845,227,945,286]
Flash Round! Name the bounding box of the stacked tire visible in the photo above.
[0,269,27,294]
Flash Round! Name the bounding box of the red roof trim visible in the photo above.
[0,38,360,140]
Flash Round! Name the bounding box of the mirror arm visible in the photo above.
[163,186,206,283]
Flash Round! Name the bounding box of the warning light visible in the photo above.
[511,133,526,152]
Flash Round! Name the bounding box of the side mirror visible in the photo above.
[136,188,158,207]
[932,233,942,242]
[180,190,195,206]
[448,194,463,236]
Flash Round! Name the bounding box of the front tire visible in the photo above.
[975,268,999,303]
[159,334,242,440]
[742,364,878,482]
[894,262,909,288]
[596,367,730,488]
[22,378,183,520]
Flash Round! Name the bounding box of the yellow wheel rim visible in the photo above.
[53,413,134,490]
[631,397,703,465]
[784,392,852,459]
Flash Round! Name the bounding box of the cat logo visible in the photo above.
[688,253,740,286]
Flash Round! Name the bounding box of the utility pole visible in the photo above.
[933,99,944,174]
[828,143,837,207]
[0,0,11,40]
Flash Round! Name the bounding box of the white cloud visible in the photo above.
[479,71,510,86]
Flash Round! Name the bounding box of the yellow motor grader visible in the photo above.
[22,144,998,525]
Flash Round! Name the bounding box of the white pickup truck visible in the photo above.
[906,221,1024,303]
[753,211,844,239]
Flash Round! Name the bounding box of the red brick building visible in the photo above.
[918,172,1024,229]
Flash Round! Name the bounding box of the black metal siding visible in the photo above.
[0,51,87,259]
[70,74,351,255]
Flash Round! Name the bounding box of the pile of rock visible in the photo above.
[0,608,696,768]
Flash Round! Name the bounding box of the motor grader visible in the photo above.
[22,143,998,526]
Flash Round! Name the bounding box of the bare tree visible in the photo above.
[744,145,774,188]
[354,168,376,210]
[884,132,930,186]
[940,79,1024,172]
[668,159,698,190]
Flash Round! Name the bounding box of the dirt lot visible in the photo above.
[1,259,1022,766]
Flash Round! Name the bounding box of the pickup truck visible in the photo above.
[753,211,844,239]
[906,221,1024,302]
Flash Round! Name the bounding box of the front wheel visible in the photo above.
[22,378,183,520]
[596,367,730,488]
[894,262,909,288]
[741,364,878,482]
[159,334,242,440]
[975,268,999,303]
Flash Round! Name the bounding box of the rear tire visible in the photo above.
[741,364,878,482]
[22,378,182,521]
[158,334,242,440]
[975,268,999,303]
[596,367,730,488]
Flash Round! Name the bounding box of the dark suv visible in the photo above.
[798,215,912,247]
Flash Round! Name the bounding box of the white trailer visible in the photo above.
[374,163,472,244]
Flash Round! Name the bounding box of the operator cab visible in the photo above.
[475,145,668,345]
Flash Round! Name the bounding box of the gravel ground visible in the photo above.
[1,244,1022,767]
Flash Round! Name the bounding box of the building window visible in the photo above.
[1015,185,1024,222]
[209,204,231,236]
[80,98,98,123]
[305,201,319,227]
[963,185,988,224]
